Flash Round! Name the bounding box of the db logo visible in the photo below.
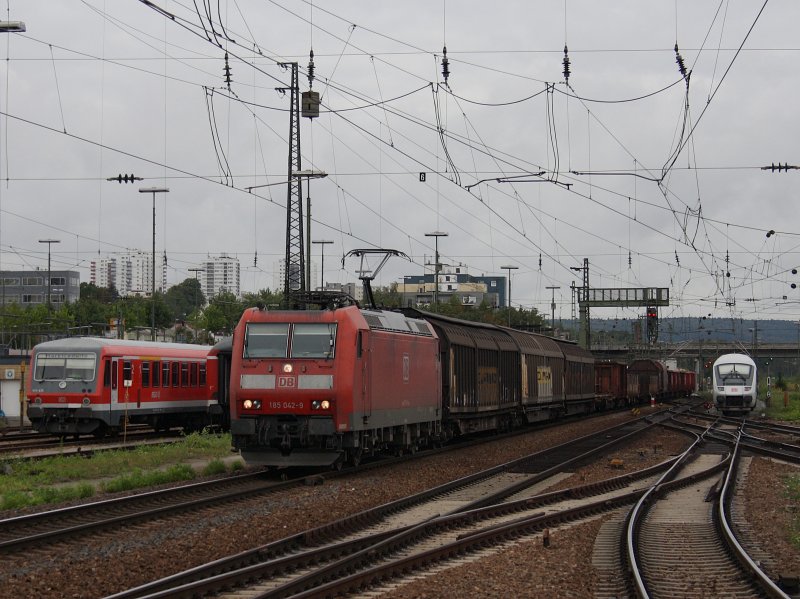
[278,376,296,388]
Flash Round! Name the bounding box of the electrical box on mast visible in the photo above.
[301,91,319,119]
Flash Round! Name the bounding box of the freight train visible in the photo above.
[24,313,698,449]
[227,304,696,468]
[26,337,227,437]
[711,353,758,415]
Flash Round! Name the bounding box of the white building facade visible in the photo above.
[201,254,240,300]
[90,252,167,297]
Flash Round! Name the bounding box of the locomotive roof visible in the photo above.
[360,309,435,336]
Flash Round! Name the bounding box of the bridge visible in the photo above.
[591,341,800,365]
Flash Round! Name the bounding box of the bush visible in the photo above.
[202,459,227,476]
[101,464,196,494]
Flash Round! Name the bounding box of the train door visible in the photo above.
[103,356,121,427]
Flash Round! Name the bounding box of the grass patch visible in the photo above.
[102,464,196,493]
[764,392,800,421]
[0,431,233,511]
[202,459,228,477]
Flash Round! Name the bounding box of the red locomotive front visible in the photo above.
[229,305,441,468]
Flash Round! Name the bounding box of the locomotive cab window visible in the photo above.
[244,323,289,358]
[716,363,753,385]
[291,323,337,359]
[34,352,96,382]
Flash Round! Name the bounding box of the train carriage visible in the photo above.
[26,337,221,437]
[594,361,629,408]
[504,329,564,423]
[627,359,666,401]
[400,311,523,435]
[555,339,596,414]
[712,353,757,415]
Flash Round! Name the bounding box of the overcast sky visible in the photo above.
[0,0,798,324]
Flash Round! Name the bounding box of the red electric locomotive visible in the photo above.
[26,337,223,437]
[229,305,441,467]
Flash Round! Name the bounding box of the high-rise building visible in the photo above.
[200,254,241,300]
[89,252,167,297]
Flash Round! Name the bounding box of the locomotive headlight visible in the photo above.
[253,400,261,409]
[244,399,253,409]
[34,396,42,405]
[321,400,330,409]
[311,400,331,410]
[82,397,91,406]
[744,386,752,392]
[283,364,293,373]
[312,400,320,409]
[717,387,724,392]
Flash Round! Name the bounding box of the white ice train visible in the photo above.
[712,353,757,416]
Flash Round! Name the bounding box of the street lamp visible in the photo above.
[139,187,169,341]
[546,285,560,330]
[312,240,333,290]
[425,231,448,305]
[38,239,60,312]
[500,265,519,326]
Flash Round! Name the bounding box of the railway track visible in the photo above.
[0,427,184,458]
[98,411,800,599]
[104,411,680,598]
[0,470,289,552]
[625,430,792,599]
[0,410,664,554]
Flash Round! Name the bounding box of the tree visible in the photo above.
[200,291,244,335]
[371,283,403,308]
[164,278,205,321]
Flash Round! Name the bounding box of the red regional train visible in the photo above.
[228,305,686,469]
[26,337,227,437]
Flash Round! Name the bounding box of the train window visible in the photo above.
[716,363,754,385]
[142,362,151,387]
[104,359,111,388]
[291,323,337,359]
[152,362,160,388]
[181,362,189,387]
[33,352,96,382]
[171,362,180,387]
[162,361,170,387]
[199,363,207,387]
[123,361,133,385]
[190,362,198,387]
[244,323,289,358]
